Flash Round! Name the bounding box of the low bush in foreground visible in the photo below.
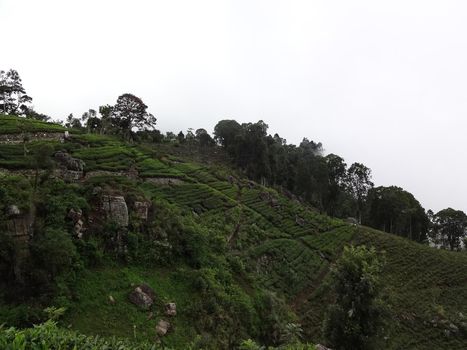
[0,320,164,350]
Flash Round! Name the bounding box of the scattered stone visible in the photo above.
[74,219,84,239]
[259,191,270,202]
[59,169,83,182]
[295,216,305,227]
[156,320,170,336]
[102,195,129,227]
[449,323,459,333]
[459,312,465,320]
[145,178,184,186]
[68,208,82,222]
[134,201,150,220]
[345,217,358,226]
[128,284,156,310]
[147,311,154,320]
[68,209,84,238]
[7,205,21,216]
[108,295,116,304]
[315,344,332,350]
[92,186,103,196]
[165,303,177,316]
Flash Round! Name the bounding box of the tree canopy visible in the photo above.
[364,186,429,242]
[429,208,467,251]
[111,93,156,141]
[0,69,32,116]
[323,245,385,350]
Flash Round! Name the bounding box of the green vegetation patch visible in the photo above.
[63,266,198,349]
[0,114,65,134]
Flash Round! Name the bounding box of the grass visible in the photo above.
[63,266,198,349]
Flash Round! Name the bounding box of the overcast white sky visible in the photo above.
[1,0,467,213]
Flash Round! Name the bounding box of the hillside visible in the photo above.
[0,115,466,349]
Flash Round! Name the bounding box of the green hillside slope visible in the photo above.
[0,119,465,349]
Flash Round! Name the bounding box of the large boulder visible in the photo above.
[128,284,156,310]
[156,319,171,336]
[102,195,129,227]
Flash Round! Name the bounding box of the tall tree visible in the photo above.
[324,154,349,216]
[195,128,214,148]
[99,104,114,134]
[364,186,429,242]
[429,208,467,251]
[0,69,32,115]
[347,163,374,223]
[65,113,82,129]
[81,109,97,133]
[111,93,156,141]
[213,119,243,149]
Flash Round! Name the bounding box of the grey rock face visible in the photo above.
[101,195,129,227]
[54,150,85,171]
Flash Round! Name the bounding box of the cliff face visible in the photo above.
[101,195,129,228]
[6,205,34,282]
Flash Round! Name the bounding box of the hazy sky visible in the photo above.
[1,0,467,213]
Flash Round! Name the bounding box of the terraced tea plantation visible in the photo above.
[0,116,466,349]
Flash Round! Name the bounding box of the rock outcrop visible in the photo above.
[5,205,34,282]
[128,284,156,310]
[68,208,84,238]
[54,150,85,171]
[165,302,177,316]
[101,195,129,227]
[54,150,85,182]
[6,206,33,243]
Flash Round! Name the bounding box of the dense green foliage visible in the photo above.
[0,114,65,134]
[364,186,429,242]
[429,208,467,251]
[323,245,385,350]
